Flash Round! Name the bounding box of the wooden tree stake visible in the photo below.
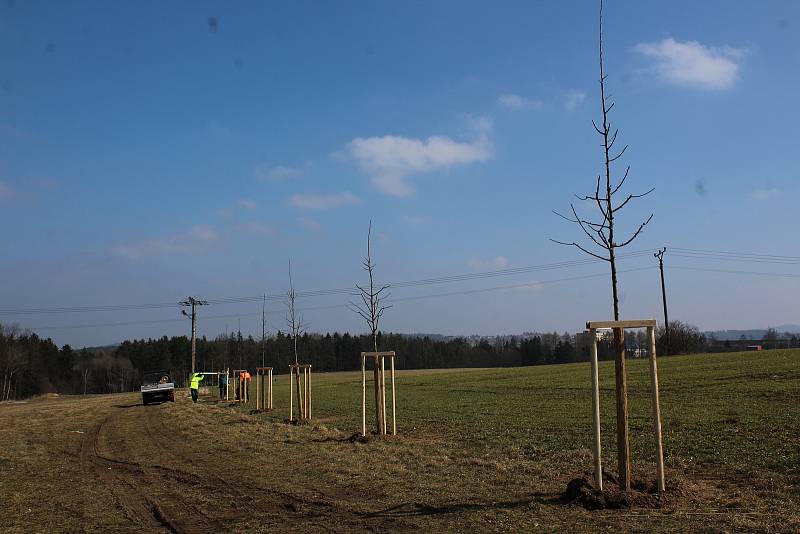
[361,354,367,437]
[589,328,603,491]
[647,326,665,492]
[390,355,396,436]
[360,352,397,436]
[586,319,665,493]
[289,368,294,421]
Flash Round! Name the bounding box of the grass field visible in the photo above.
[1,349,798,532]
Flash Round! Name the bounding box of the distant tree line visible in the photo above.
[2,320,798,400]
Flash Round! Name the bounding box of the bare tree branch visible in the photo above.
[285,259,307,365]
[613,187,656,213]
[550,0,654,321]
[610,165,631,196]
[350,220,392,352]
[616,214,654,248]
[549,238,610,262]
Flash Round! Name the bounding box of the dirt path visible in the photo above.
[73,401,362,533]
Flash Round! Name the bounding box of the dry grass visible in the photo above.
[0,349,798,532]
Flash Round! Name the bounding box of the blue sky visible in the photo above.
[1,1,798,347]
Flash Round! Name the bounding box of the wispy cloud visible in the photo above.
[113,225,218,260]
[467,256,509,270]
[237,198,256,209]
[752,187,781,201]
[497,93,543,110]
[634,38,748,90]
[344,117,493,197]
[517,280,544,294]
[288,191,361,210]
[235,221,276,236]
[0,180,16,201]
[564,90,586,112]
[255,163,303,181]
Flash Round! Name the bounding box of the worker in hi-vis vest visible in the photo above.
[189,372,205,403]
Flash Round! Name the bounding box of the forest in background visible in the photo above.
[2,321,797,400]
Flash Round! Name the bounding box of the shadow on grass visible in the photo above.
[361,494,554,518]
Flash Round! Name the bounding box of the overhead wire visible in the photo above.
[31,267,658,331]
[0,249,658,315]
[10,247,800,333]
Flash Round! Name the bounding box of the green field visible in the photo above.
[1,349,798,532]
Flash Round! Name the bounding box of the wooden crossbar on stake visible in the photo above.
[586,319,665,493]
[288,363,312,422]
[255,367,273,410]
[360,351,397,437]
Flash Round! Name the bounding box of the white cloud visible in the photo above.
[497,94,542,110]
[564,90,586,112]
[235,221,276,236]
[344,118,493,196]
[752,187,781,200]
[634,38,748,90]
[288,191,361,210]
[113,225,218,260]
[467,256,510,270]
[237,198,256,209]
[0,180,16,201]
[255,163,303,181]
[517,279,544,294]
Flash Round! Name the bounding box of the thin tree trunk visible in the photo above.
[295,367,304,419]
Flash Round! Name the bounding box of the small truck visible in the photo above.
[141,370,175,405]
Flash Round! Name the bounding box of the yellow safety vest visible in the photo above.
[189,372,204,389]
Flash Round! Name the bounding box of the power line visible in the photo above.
[668,266,800,278]
[34,263,800,332]
[0,250,658,315]
[670,247,800,261]
[30,267,657,331]
[5,247,799,321]
[389,267,655,303]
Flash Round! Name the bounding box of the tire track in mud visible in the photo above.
[80,407,230,533]
[80,412,176,532]
[80,401,407,532]
[142,404,369,527]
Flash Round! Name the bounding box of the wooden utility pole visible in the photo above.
[655,248,670,355]
[181,296,208,374]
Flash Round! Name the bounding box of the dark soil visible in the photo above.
[561,476,663,510]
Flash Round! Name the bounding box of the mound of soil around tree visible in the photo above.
[561,475,663,510]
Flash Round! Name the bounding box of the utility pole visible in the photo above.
[654,248,670,355]
[181,296,209,374]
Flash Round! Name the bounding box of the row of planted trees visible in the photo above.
[2,318,757,401]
